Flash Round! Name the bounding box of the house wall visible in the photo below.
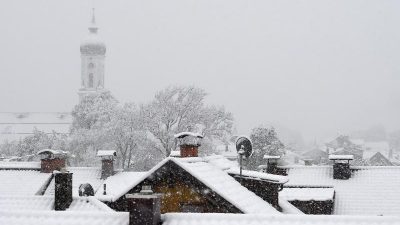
[288,200,334,215]
[231,176,281,211]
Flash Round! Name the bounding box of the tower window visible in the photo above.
[88,63,95,69]
[88,73,94,88]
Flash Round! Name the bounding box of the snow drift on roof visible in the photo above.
[280,187,335,201]
[226,168,288,184]
[0,170,51,195]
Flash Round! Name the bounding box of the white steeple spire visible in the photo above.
[88,8,98,34]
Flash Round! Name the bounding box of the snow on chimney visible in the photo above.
[263,155,281,174]
[97,150,117,179]
[54,169,73,211]
[37,149,68,173]
[174,132,203,158]
[329,155,354,180]
[125,186,161,225]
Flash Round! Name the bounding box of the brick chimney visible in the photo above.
[126,186,161,225]
[54,170,73,211]
[263,155,281,174]
[97,150,117,179]
[37,149,67,173]
[174,132,203,158]
[329,155,353,180]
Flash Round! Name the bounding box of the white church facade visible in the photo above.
[0,9,106,142]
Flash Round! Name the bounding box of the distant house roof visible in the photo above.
[0,112,72,142]
[96,157,279,214]
[0,169,52,195]
[367,152,393,166]
[281,165,400,216]
[162,213,400,225]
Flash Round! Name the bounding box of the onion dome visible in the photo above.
[80,9,106,55]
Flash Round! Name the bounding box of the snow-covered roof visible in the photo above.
[226,168,288,184]
[328,155,354,160]
[172,158,279,214]
[97,150,117,157]
[0,195,113,212]
[96,157,279,214]
[162,213,400,225]
[174,132,203,138]
[282,166,400,216]
[169,150,181,157]
[280,187,335,201]
[95,171,147,202]
[203,155,238,170]
[44,167,103,197]
[0,161,40,170]
[0,169,52,195]
[0,210,129,225]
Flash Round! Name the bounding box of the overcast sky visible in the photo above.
[0,0,399,141]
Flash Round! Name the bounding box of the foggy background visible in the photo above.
[0,0,399,142]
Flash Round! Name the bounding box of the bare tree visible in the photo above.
[141,85,234,157]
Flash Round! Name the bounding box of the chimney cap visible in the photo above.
[97,150,117,157]
[174,132,203,139]
[263,155,281,159]
[329,154,354,160]
[37,149,69,158]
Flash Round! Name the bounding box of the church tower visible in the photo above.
[78,8,107,99]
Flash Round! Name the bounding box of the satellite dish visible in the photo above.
[236,136,253,158]
[78,183,94,197]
